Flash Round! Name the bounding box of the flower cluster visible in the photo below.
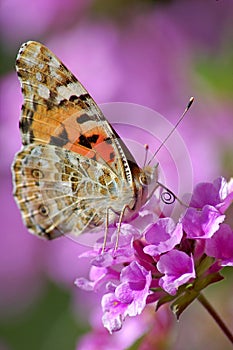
[75,177,233,333]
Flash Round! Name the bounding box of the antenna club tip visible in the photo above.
[187,96,194,110]
[144,144,149,150]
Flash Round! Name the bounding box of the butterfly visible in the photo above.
[12,41,158,241]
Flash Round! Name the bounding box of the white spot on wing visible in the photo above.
[38,84,50,99]
[36,72,42,81]
[51,69,63,81]
[57,82,86,100]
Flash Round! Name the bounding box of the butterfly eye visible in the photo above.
[139,173,150,186]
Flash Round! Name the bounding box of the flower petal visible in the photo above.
[157,250,195,295]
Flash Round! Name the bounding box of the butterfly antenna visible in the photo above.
[147,97,194,166]
[143,144,149,168]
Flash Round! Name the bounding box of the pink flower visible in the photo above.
[75,177,233,332]
[144,218,183,256]
[157,250,196,295]
[205,224,233,266]
[102,261,152,333]
[182,205,225,239]
[189,177,230,210]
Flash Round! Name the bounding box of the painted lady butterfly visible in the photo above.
[12,41,158,240]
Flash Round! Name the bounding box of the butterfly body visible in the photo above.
[12,41,157,239]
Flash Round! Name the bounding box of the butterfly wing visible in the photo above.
[16,41,136,174]
[13,144,131,239]
[12,41,141,239]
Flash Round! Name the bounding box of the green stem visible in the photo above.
[197,293,233,344]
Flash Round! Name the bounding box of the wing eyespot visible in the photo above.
[38,204,49,216]
[31,168,44,179]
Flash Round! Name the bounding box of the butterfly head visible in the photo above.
[141,162,159,191]
[132,163,159,211]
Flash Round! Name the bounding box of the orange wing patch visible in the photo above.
[16,41,118,165]
[22,102,116,163]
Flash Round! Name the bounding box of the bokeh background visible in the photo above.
[0,0,233,349]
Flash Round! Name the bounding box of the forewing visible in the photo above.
[16,41,136,182]
[13,41,142,239]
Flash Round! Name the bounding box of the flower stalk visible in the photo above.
[197,293,233,344]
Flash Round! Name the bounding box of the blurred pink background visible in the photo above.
[0,1,233,349]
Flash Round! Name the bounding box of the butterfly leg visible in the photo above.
[101,205,131,253]
[114,204,131,252]
[101,206,111,253]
